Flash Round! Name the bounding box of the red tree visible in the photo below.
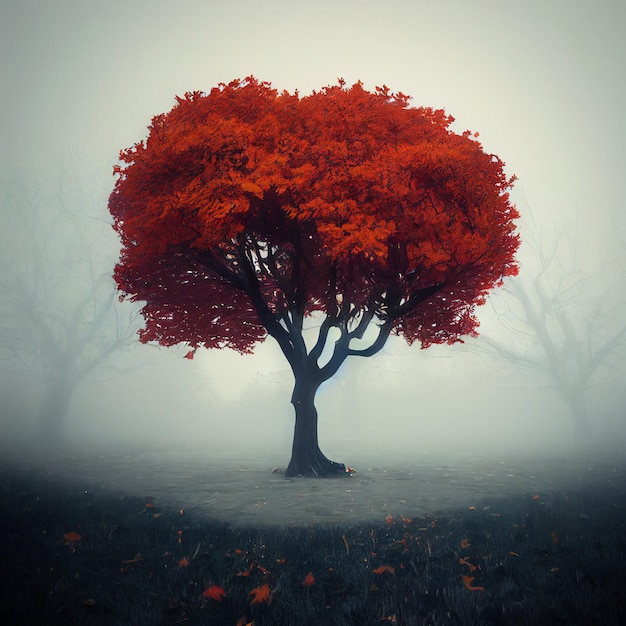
[109,77,519,476]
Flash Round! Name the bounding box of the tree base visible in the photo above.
[285,454,353,478]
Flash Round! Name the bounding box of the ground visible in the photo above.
[1,447,625,625]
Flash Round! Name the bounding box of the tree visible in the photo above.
[473,212,626,441]
[0,163,140,444]
[109,77,519,476]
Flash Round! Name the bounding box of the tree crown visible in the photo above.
[109,77,519,357]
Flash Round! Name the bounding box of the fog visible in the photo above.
[1,0,625,469]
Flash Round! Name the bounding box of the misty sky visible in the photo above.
[1,0,625,454]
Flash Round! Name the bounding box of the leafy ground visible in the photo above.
[1,451,625,625]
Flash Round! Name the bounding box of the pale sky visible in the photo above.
[2,0,623,218]
[1,0,624,452]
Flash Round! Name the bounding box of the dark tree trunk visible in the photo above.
[285,377,349,478]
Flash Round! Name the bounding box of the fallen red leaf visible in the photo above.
[372,565,396,575]
[178,557,189,567]
[459,557,478,572]
[461,575,485,591]
[202,584,226,602]
[460,538,470,549]
[249,583,272,605]
[302,572,315,586]
[63,532,81,542]
[237,563,256,577]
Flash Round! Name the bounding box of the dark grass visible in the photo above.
[1,462,625,625]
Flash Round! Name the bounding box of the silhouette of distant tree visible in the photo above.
[0,159,140,443]
[476,211,625,440]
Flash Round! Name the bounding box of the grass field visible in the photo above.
[1,448,625,625]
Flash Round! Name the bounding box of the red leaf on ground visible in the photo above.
[237,563,256,577]
[372,565,396,575]
[462,575,485,591]
[459,557,478,572]
[178,557,189,567]
[202,584,226,602]
[63,532,81,542]
[302,572,315,586]
[249,583,272,605]
[460,538,470,549]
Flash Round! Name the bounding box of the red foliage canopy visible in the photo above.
[109,77,518,364]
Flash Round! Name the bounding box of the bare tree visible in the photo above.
[473,210,626,440]
[0,158,141,444]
